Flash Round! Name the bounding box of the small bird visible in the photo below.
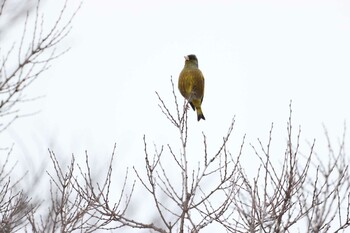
[178,54,205,121]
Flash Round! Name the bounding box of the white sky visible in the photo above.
[2,0,350,230]
[3,0,350,177]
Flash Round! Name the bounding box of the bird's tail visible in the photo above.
[196,107,205,121]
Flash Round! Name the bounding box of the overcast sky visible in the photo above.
[2,0,350,214]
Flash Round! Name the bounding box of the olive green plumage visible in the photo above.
[178,54,205,121]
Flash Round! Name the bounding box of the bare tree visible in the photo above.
[0,0,81,232]
[135,79,244,232]
[0,0,81,132]
[26,150,109,233]
[301,124,350,232]
[52,85,349,232]
[226,104,350,233]
[0,145,35,233]
[1,75,347,233]
[53,78,243,232]
[1,2,349,231]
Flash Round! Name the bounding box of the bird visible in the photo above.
[178,54,205,121]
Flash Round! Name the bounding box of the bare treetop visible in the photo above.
[0,0,81,132]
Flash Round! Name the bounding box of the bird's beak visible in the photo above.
[184,55,189,61]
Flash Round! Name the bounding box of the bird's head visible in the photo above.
[184,54,199,68]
